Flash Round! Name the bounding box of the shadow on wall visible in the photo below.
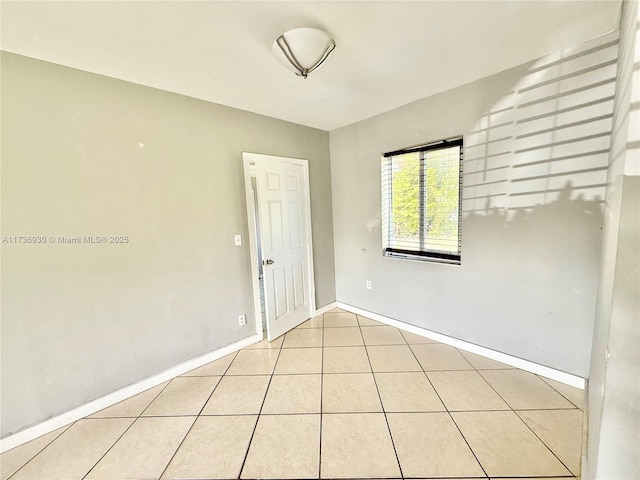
[442,33,618,364]
[464,182,603,276]
[460,34,617,266]
[463,34,616,215]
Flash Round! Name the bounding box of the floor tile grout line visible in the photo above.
[537,375,584,410]
[439,352,582,477]
[474,360,580,410]
[463,359,519,413]
[5,422,74,480]
[398,328,441,346]
[138,368,196,417]
[82,408,526,416]
[7,310,583,480]
[475,368,577,413]
[236,340,284,479]
[318,312,325,479]
[86,409,589,417]
[140,477,572,480]
[155,415,198,480]
[484,476,575,479]
[157,351,240,479]
[129,408,584,416]
[406,341,490,480]
[453,345,535,415]
[512,410,578,477]
[357,322,405,480]
[13,379,173,480]
[79,415,139,480]
[454,346,489,373]
[197,350,240,414]
[80,377,176,480]
[445,414,490,480]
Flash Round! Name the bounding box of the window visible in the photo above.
[381,137,463,264]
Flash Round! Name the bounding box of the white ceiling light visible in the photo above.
[272,27,336,79]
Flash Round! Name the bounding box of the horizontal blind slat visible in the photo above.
[382,140,462,259]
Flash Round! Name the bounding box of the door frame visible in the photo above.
[242,152,317,340]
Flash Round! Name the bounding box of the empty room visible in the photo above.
[1,1,638,479]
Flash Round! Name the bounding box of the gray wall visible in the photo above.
[0,52,335,437]
[330,32,618,378]
[586,0,640,477]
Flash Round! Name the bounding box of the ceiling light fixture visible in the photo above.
[272,27,336,79]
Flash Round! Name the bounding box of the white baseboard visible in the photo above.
[2,302,585,452]
[337,302,586,389]
[314,301,337,316]
[0,335,260,453]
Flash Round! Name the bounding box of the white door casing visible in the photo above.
[243,153,316,341]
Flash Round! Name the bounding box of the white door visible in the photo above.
[244,153,315,341]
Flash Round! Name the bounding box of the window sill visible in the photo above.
[383,250,461,265]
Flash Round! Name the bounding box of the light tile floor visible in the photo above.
[1,309,584,480]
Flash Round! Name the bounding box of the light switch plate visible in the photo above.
[234,234,242,246]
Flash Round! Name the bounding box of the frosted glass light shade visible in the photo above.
[272,28,336,78]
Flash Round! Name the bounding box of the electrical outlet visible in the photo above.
[238,314,246,326]
[366,280,372,290]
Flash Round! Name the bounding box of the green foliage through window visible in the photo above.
[382,139,462,263]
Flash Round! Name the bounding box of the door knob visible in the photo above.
[264,259,274,265]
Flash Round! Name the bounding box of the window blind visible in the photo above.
[381,138,463,264]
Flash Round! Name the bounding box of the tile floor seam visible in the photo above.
[78,379,175,480]
[142,350,240,479]
[538,375,584,409]
[318,313,325,479]
[5,423,74,480]
[156,354,237,479]
[422,368,492,372]
[272,372,323,376]
[447,349,520,478]
[3,309,586,480]
[406,340,490,480]
[236,339,284,479]
[476,367,523,371]
[467,361,517,411]
[476,367,578,414]
[310,370,427,375]
[137,374,184,417]
[318,344,366,348]
[483,476,575,479]
[152,416,198,480]
[158,349,241,479]
[200,411,319,417]
[459,352,539,415]
[513,410,578,477]
[445,343,581,478]
[357,322,405,480]
[78,417,138,480]
[506,407,580,411]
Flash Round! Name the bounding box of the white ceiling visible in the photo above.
[1,1,621,131]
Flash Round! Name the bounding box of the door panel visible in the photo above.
[266,172,280,190]
[286,174,299,191]
[292,262,305,309]
[288,201,302,249]
[268,200,284,253]
[272,266,288,320]
[255,158,312,341]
